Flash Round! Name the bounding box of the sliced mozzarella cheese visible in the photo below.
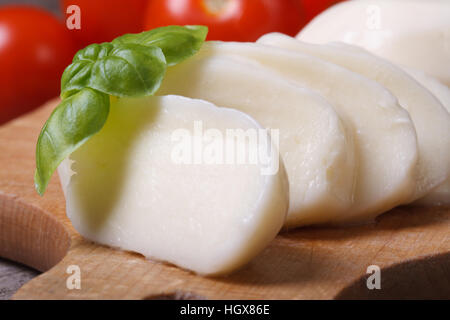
[157,53,356,227]
[200,41,418,222]
[297,0,450,86]
[257,33,450,201]
[58,95,289,275]
[404,69,450,205]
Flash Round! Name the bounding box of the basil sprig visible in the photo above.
[113,25,208,66]
[61,43,167,99]
[35,25,208,195]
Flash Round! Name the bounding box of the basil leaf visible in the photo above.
[113,25,208,66]
[35,88,110,195]
[61,42,166,98]
[36,25,209,196]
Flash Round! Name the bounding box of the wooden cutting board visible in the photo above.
[0,99,449,300]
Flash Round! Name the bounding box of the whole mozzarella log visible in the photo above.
[157,53,356,227]
[404,69,450,205]
[297,0,450,86]
[58,95,289,275]
[257,33,450,202]
[200,41,418,223]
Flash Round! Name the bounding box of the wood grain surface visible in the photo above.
[0,99,448,300]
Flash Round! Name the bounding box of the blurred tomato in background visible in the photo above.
[59,0,348,45]
[0,0,345,125]
[144,0,305,42]
[61,0,149,48]
[0,6,77,124]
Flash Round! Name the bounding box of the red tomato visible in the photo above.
[0,6,77,124]
[298,0,347,25]
[144,0,305,42]
[61,0,149,48]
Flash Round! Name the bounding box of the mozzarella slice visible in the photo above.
[58,95,289,275]
[257,33,450,201]
[157,53,356,227]
[297,0,450,86]
[404,69,450,205]
[201,41,418,222]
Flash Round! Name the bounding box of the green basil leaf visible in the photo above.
[113,25,208,66]
[61,42,166,98]
[36,25,209,196]
[35,88,110,195]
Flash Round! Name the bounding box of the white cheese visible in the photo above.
[404,68,450,205]
[157,52,356,227]
[201,41,418,223]
[257,33,450,202]
[58,95,289,275]
[297,0,450,86]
